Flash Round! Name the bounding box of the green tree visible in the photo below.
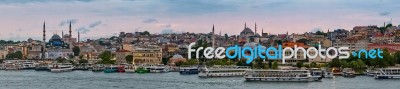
[296,61,304,68]
[98,51,115,64]
[394,51,400,64]
[272,61,278,69]
[79,59,88,64]
[72,46,80,56]
[142,31,150,36]
[329,58,341,68]
[56,57,67,63]
[125,55,133,64]
[310,62,317,68]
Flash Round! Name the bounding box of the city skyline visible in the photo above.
[0,0,399,41]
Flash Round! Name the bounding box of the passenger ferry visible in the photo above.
[244,69,322,82]
[375,68,400,79]
[50,63,74,73]
[35,63,50,71]
[124,65,137,73]
[179,66,199,75]
[198,65,251,77]
[21,61,37,70]
[103,66,118,73]
[149,65,170,73]
[91,64,104,72]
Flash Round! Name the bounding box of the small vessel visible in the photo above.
[50,63,74,73]
[375,68,400,79]
[198,65,251,77]
[135,67,149,74]
[365,69,379,77]
[103,66,118,73]
[1,63,22,70]
[179,66,199,75]
[321,68,335,78]
[342,68,356,78]
[124,65,137,73]
[245,69,322,82]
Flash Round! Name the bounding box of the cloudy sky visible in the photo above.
[0,0,398,41]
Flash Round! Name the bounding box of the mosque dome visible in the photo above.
[50,34,62,41]
[171,54,184,59]
[243,42,257,48]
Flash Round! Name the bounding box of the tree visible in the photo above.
[98,51,115,64]
[329,58,341,68]
[272,61,278,69]
[125,55,133,64]
[142,31,150,36]
[394,51,400,64]
[296,61,304,68]
[79,59,88,64]
[6,51,23,59]
[310,62,317,68]
[72,46,80,56]
[56,57,67,63]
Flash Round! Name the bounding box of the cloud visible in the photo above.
[89,21,102,28]
[142,18,158,23]
[59,19,78,26]
[379,12,390,16]
[75,27,90,34]
[161,28,182,34]
[310,28,322,33]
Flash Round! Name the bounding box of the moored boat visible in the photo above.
[198,65,251,77]
[149,65,170,73]
[375,68,400,79]
[104,66,118,73]
[244,69,322,82]
[50,63,74,73]
[179,66,199,75]
[135,67,149,74]
[124,65,137,73]
[342,68,356,78]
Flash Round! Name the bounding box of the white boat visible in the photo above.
[50,63,74,73]
[321,68,335,78]
[198,66,251,77]
[125,65,137,73]
[375,68,400,79]
[149,65,170,73]
[245,69,322,82]
[342,68,356,78]
[21,61,37,70]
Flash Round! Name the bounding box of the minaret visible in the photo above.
[78,31,80,43]
[244,22,247,29]
[212,24,215,48]
[262,28,264,36]
[42,21,46,59]
[255,23,257,35]
[62,31,64,37]
[69,21,72,37]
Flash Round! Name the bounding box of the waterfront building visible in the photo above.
[333,38,368,52]
[132,45,162,65]
[115,49,131,64]
[368,44,400,53]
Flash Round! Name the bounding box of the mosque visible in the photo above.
[238,23,263,46]
[41,21,77,59]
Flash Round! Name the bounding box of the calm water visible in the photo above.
[0,70,399,89]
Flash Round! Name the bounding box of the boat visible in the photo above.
[50,63,74,73]
[245,69,322,82]
[116,66,125,73]
[35,63,50,71]
[103,66,118,73]
[321,68,335,78]
[135,67,149,74]
[365,69,379,77]
[124,65,137,73]
[21,61,37,70]
[149,65,170,73]
[342,68,356,78]
[1,63,22,70]
[375,68,400,79]
[198,65,251,77]
[91,64,104,72]
[179,66,199,75]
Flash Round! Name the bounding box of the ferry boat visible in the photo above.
[198,66,251,77]
[365,69,379,77]
[21,61,37,70]
[245,69,322,82]
[50,63,74,73]
[35,63,50,71]
[135,67,149,74]
[124,65,137,73]
[1,63,22,70]
[179,66,199,75]
[104,66,118,73]
[91,64,104,72]
[375,68,400,79]
[116,66,125,73]
[149,65,170,73]
[342,68,356,78]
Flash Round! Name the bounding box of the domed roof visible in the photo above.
[243,42,257,48]
[171,54,184,59]
[50,34,62,40]
[241,28,254,33]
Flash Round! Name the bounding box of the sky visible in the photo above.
[0,0,399,41]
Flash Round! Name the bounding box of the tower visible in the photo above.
[254,23,257,35]
[244,22,247,29]
[42,21,46,59]
[78,31,80,43]
[212,24,215,48]
[69,21,72,37]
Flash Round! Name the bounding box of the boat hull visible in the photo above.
[245,77,322,82]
